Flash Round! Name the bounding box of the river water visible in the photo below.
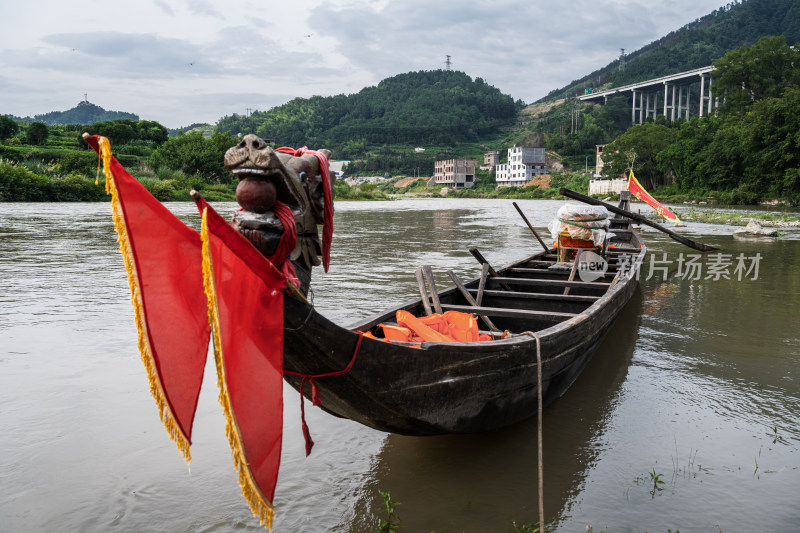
[1,198,799,532]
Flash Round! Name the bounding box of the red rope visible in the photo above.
[269,201,299,287]
[238,199,299,287]
[284,331,364,455]
[274,146,333,272]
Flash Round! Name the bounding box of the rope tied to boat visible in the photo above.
[283,331,364,456]
[520,331,545,532]
[557,216,608,228]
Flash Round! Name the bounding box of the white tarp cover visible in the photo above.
[548,204,613,246]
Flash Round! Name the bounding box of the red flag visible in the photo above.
[195,196,286,529]
[627,170,681,223]
[85,134,209,463]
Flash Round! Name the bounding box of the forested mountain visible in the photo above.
[216,70,523,151]
[540,0,800,101]
[32,100,138,125]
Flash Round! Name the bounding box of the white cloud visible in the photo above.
[152,0,175,17]
[187,0,225,19]
[0,0,727,127]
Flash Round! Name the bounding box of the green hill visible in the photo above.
[32,100,138,125]
[540,0,800,101]
[216,70,523,151]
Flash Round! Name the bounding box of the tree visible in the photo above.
[601,122,676,189]
[87,119,169,146]
[712,35,800,115]
[0,116,19,140]
[657,116,722,191]
[149,131,237,182]
[138,120,169,144]
[26,122,49,145]
[738,87,800,198]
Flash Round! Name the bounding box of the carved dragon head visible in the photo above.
[224,134,333,280]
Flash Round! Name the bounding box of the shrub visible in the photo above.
[48,172,106,201]
[149,131,237,182]
[26,122,49,145]
[716,187,760,205]
[58,151,97,176]
[138,177,176,201]
[0,159,49,200]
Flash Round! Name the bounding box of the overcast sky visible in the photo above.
[2,0,727,129]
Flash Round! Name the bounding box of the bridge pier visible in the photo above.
[638,91,644,123]
[677,85,690,120]
[699,74,717,116]
[628,82,701,124]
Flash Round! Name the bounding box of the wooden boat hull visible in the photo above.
[282,238,646,436]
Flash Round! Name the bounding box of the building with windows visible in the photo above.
[481,150,500,170]
[594,144,606,177]
[495,146,547,187]
[433,159,478,189]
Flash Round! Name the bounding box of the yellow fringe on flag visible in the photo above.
[200,208,275,530]
[97,136,192,464]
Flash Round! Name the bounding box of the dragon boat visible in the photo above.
[87,132,693,526]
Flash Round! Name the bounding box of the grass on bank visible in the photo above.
[673,207,800,226]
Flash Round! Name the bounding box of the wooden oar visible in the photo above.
[476,263,490,306]
[468,247,513,291]
[512,202,550,253]
[558,188,720,252]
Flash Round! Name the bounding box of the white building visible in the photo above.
[495,146,547,187]
[328,160,351,178]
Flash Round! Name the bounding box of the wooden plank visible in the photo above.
[509,268,614,279]
[521,260,558,267]
[489,277,611,290]
[469,288,600,303]
[446,270,500,332]
[607,248,643,254]
[415,268,433,315]
[564,251,581,296]
[440,303,577,321]
[422,265,443,314]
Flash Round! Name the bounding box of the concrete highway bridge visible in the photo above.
[577,66,718,124]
